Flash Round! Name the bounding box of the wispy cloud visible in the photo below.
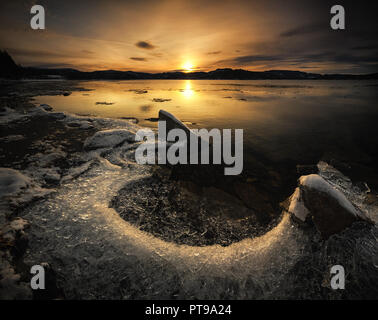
[207,51,222,55]
[280,23,324,38]
[130,57,147,61]
[82,49,94,54]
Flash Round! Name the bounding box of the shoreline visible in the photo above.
[0,80,377,299]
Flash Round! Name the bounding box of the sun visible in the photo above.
[182,61,195,72]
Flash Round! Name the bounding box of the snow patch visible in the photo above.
[61,160,94,183]
[0,168,31,198]
[299,174,358,217]
[0,107,30,124]
[39,104,53,111]
[84,129,136,150]
[66,120,93,129]
[0,135,24,143]
[288,187,309,222]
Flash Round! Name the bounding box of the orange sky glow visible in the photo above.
[0,0,377,74]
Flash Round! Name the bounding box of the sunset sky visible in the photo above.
[0,0,377,74]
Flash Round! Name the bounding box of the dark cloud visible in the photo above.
[7,48,75,59]
[352,45,378,51]
[25,62,79,69]
[207,51,222,55]
[280,23,325,37]
[130,57,147,61]
[333,53,378,64]
[230,54,282,64]
[216,50,378,73]
[82,50,94,54]
[135,41,156,50]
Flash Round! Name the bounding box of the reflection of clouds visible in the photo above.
[233,94,280,102]
[139,105,152,112]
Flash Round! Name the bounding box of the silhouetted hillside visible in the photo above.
[1,51,378,80]
[0,50,21,79]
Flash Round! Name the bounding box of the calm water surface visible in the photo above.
[35,80,378,169]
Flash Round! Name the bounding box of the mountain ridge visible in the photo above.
[1,51,377,80]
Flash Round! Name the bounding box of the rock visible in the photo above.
[158,109,211,162]
[83,129,135,150]
[0,168,31,198]
[159,109,192,137]
[144,117,159,122]
[158,110,278,224]
[66,120,93,129]
[49,112,66,120]
[153,98,171,102]
[39,104,53,111]
[128,89,148,94]
[286,174,371,238]
[95,101,114,105]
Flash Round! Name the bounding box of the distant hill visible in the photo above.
[0,50,22,79]
[1,51,378,80]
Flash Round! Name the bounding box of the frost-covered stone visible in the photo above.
[0,107,29,124]
[288,187,309,222]
[39,104,53,111]
[159,109,192,136]
[299,174,359,217]
[66,120,93,129]
[84,129,136,150]
[0,168,31,198]
[287,173,370,238]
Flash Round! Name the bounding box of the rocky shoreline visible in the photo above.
[0,80,377,299]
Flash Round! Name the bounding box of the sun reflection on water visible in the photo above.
[182,80,194,98]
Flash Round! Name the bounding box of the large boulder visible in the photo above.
[159,110,192,136]
[286,174,371,238]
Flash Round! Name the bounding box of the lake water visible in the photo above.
[35,79,378,186]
